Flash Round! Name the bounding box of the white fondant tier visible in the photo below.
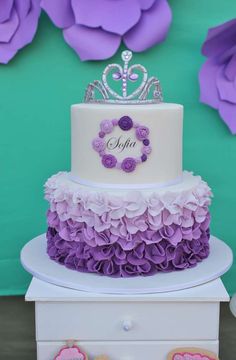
[71,103,183,187]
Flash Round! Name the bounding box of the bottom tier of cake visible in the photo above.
[44,171,212,277]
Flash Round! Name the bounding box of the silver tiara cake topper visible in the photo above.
[84,50,163,105]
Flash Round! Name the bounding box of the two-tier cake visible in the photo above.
[45,51,212,277]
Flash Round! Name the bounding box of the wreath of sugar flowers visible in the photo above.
[92,116,152,173]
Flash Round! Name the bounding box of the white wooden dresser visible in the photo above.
[26,277,229,360]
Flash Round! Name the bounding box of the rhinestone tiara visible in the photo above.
[84,50,163,105]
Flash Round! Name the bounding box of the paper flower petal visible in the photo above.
[41,0,74,28]
[219,100,236,134]
[15,0,31,18]
[0,0,41,64]
[63,25,121,61]
[199,58,220,109]
[124,0,172,52]
[0,8,19,43]
[41,0,172,61]
[10,0,40,49]
[224,52,236,80]
[202,18,236,58]
[0,0,13,23]
[217,66,236,103]
[71,0,141,36]
[137,0,156,10]
[0,43,17,63]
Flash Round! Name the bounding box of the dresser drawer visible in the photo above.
[36,301,219,341]
[37,340,219,360]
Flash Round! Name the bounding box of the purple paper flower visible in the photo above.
[0,0,41,64]
[92,137,106,152]
[136,126,150,140]
[102,154,117,168]
[100,119,113,134]
[121,157,136,173]
[118,116,133,131]
[41,0,172,61]
[199,19,236,134]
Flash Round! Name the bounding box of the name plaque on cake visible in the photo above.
[92,116,152,173]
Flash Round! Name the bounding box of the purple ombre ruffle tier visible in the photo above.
[46,210,210,277]
[45,171,212,277]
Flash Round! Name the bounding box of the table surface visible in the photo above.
[26,277,229,302]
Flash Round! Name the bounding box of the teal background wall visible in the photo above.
[0,1,235,295]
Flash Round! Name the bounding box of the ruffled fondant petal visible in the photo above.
[219,100,236,134]
[124,0,172,52]
[71,0,141,36]
[41,0,74,28]
[202,18,236,58]
[0,0,13,23]
[0,8,19,43]
[199,58,220,109]
[63,25,121,61]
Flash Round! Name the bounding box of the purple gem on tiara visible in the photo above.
[129,73,139,81]
[112,72,122,80]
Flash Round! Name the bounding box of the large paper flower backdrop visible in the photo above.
[199,19,236,134]
[0,0,41,64]
[41,0,172,61]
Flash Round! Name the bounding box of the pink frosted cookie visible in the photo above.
[167,348,218,360]
[54,345,87,360]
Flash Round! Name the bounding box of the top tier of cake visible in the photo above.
[71,103,183,188]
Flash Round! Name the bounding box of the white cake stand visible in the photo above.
[20,234,233,294]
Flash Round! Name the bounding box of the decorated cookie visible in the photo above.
[167,348,219,360]
[54,345,88,360]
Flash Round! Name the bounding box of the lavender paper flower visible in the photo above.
[0,0,41,64]
[199,19,236,134]
[41,0,172,61]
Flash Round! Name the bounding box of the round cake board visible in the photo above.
[21,234,233,295]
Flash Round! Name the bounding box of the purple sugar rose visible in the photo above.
[0,0,41,64]
[199,19,236,134]
[41,0,172,61]
[142,145,152,155]
[99,131,105,138]
[118,116,133,131]
[143,139,150,146]
[100,119,113,134]
[136,126,150,140]
[141,154,147,162]
[121,157,136,173]
[102,154,117,168]
[92,137,106,152]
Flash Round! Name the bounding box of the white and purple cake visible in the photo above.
[45,51,212,277]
